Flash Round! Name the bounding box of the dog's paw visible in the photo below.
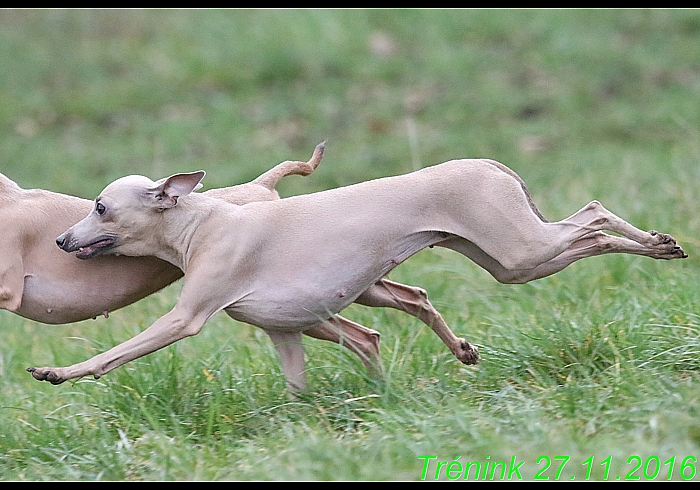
[455,340,480,365]
[648,231,688,259]
[26,367,66,385]
[671,245,688,259]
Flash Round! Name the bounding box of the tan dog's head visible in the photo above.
[56,171,205,260]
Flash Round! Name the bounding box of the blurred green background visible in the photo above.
[2,9,699,218]
[1,9,700,481]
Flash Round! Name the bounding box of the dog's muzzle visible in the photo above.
[56,232,117,260]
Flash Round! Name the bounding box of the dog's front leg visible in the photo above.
[28,306,207,384]
[264,329,306,392]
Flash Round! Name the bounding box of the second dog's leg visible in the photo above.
[355,279,479,365]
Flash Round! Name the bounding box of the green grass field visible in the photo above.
[1,9,700,481]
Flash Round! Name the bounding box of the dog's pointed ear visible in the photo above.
[147,171,205,210]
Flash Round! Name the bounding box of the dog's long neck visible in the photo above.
[157,194,228,271]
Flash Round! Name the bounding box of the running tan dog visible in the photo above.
[31,153,686,390]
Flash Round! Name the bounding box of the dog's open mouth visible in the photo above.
[75,236,117,260]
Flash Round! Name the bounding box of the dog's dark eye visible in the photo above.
[95,202,106,216]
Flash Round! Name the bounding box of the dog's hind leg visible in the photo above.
[355,278,479,365]
[545,201,685,256]
[442,230,683,285]
[438,198,685,286]
[447,162,686,272]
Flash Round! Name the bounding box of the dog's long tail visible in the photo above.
[252,142,325,190]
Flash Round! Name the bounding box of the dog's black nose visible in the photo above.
[56,235,66,249]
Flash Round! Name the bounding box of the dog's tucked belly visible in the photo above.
[222,230,452,330]
[224,291,357,329]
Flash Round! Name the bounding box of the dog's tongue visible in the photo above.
[75,238,112,259]
[75,245,97,260]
